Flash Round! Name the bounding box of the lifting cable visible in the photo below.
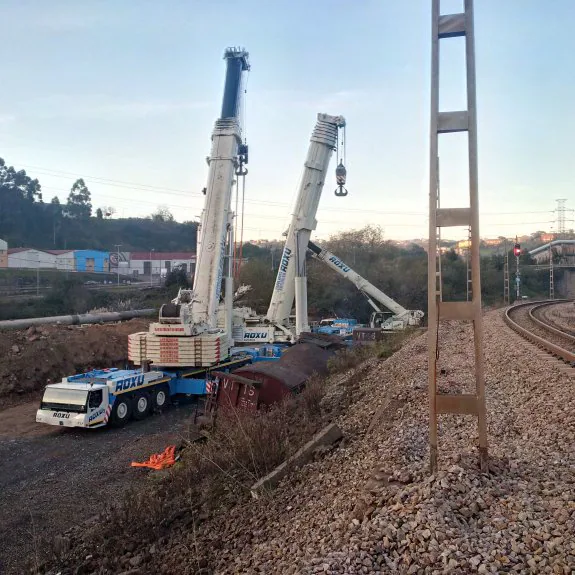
[235,78,249,280]
[237,173,246,278]
[334,125,348,197]
[233,178,240,278]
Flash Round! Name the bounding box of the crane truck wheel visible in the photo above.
[133,391,151,421]
[152,385,170,411]
[110,396,133,427]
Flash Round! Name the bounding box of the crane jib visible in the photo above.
[328,255,351,273]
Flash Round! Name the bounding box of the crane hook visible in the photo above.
[235,143,249,176]
[334,161,348,197]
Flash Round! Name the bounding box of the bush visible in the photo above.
[165,267,190,289]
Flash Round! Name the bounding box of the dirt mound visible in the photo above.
[0,319,150,408]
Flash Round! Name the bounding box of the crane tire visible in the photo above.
[110,396,132,427]
[133,391,151,421]
[152,385,170,412]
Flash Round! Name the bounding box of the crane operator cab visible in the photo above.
[371,311,393,329]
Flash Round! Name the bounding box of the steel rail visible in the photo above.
[529,301,575,343]
[504,300,575,364]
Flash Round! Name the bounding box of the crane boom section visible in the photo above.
[190,48,249,333]
[191,119,241,330]
[265,114,345,325]
[307,240,408,317]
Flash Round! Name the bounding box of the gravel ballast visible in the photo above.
[48,309,575,574]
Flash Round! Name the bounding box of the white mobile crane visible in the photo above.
[307,240,424,331]
[263,113,347,340]
[227,113,347,344]
[128,47,250,367]
[36,48,276,429]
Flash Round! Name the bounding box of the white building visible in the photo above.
[8,248,57,269]
[127,252,196,277]
[0,239,7,268]
[50,250,75,271]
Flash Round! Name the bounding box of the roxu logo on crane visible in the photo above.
[274,247,292,291]
[328,255,350,273]
[243,332,268,340]
[115,375,145,392]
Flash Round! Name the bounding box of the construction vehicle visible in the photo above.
[36,346,281,429]
[307,240,424,331]
[229,113,347,345]
[266,113,346,339]
[127,47,250,367]
[36,47,279,429]
[314,317,358,336]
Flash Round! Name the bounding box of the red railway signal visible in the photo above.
[513,243,521,257]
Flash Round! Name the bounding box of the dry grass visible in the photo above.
[46,335,412,572]
[72,380,333,564]
[327,331,409,373]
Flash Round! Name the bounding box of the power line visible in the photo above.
[42,185,557,223]
[9,160,562,218]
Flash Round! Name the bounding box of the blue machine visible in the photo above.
[313,318,358,336]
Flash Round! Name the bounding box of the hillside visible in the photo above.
[0,157,198,251]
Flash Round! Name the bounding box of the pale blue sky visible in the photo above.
[1,0,573,242]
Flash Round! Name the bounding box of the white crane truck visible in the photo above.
[307,240,424,331]
[35,346,278,429]
[229,113,347,345]
[36,48,282,429]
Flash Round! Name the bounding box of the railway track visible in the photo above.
[504,299,575,365]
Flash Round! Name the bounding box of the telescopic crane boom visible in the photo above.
[265,113,346,335]
[307,240,424,330]
[184,48,249,335]
[129,47,250,367]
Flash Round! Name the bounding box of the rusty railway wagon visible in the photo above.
[208,334,344,412]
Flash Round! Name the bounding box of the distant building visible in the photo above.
[74,250,110,273]
[0,239,7,268]
[483,238,501,247]
[128,252,196,277]
[49,250,75,271]
[4,246,196,278]
[8,248,57,269]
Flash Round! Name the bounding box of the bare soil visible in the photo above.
[0,319,150,408]
[0,398,200,574]
[0,317,191,575]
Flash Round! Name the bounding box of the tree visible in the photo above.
[0,160,200,250]
[150,205,174,223]
[50,196,63,246]
[65,179,92,219]
[96,207,103,219]
[0,157,42,201]
[165,267,190,289]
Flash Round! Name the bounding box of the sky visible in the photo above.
[1,0,574,244]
